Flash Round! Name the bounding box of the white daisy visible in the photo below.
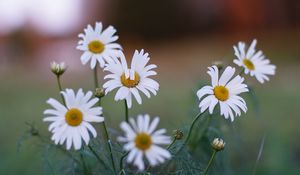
[103,50,159,108]
[196,66,248,121]
[118,114,171,171]
[43,88,104,150]
[233,39,276,83]
[77,22,122,69]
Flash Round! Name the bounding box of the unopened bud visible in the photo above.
[173,130,183,140]
[211,138,225,151]
[212,61,224,70]
[95,88,105,98]
[51,61,66,76]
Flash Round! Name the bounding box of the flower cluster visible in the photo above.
[42,21,276,174]
[197,39,276,121]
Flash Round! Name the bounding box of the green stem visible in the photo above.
[80,151,90,175]
[124,100,129,123]
[252,134,266,175]
[119,151,129,172]
[102,122,117,174]
[176,112,204,154]
[203,150,217,175]
[94,64,99,88]
[167,138,176,150]
[238,68,245,76]
[93,65,102,106]
[56,75,66,106]
[88,145,112,171]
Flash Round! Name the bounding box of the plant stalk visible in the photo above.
[167,138,177,150]
[124,100,129,123]
[176,112,204,154]
[80,151,91,175]
[93,65,102,106]
[56,75,66,106]
[119,151,129,172]
[88,145,112,171]
[102,121,117,174]
[203,150,217,175]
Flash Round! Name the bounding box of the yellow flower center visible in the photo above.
[65,108,83,126]
[243,59,255,70]
[213,86,229,101]
[88,40,105,54]
[121,72,140,88]
[135,133,152,151]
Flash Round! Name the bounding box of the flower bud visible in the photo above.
[173,130,183,140]
[51,61,66,76]
[95,88,105,98]
[211,138,225,151]
[212,61,224,70]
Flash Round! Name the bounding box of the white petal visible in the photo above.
[130,88,142,104]
[148,117,160,134]
[219,66,235,86]
[46,98,67,114]
[208,97,218,114]
[115,87,129,101]
[80,52,92,65]
[207,66,219,87]
[83,122,97,138]
[196,86,213,100]
[127,148,138,163]
[126,95,132,108]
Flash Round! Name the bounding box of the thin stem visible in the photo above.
[167,138,176,150]
[252,134,266,175]
[93,65,102,106]
[102,122,117,174]
[94,64,99,89]
[176,112,204,154]
[80,151,90,175]
[56,75,66,105]
[124,100,129,123]
[203,150,217,175]
[119,151,129,172]
[88,145,112,171]
[238,68,244,76]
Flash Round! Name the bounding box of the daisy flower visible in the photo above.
[197,66,248,121]
[77,22,122,69]
[233,39,276,83]
[103,50,159,108]
[118,114,171,170]
[43,89,104,150]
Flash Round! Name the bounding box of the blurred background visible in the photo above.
[0,0,299,174]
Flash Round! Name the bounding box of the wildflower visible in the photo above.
[103,50,159,108]
[197,66,248,121]
[118,114,171,170]
[77,22,122,69]
[50,61,66,76]
[211,138,225,151]
[43,89,104,150]
[233,39,276,83]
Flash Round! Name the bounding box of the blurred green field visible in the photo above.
[1,35,300,174]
